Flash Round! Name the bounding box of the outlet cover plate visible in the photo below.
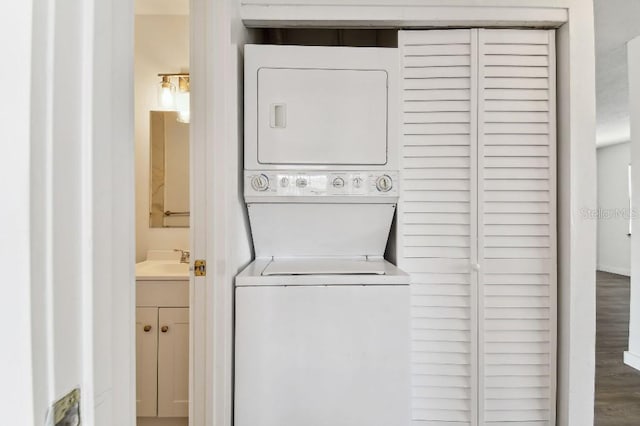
[48,388,81,426]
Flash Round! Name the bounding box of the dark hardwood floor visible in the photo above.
[595,271,640,425]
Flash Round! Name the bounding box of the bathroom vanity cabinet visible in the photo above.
[136,280,189,419]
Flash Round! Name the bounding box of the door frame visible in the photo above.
[190,0,243,425]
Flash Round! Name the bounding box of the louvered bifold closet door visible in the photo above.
[477,29,557,426]
[399,29,478,426]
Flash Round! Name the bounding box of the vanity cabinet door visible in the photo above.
[158,307,190,417]
[136,307,158,417]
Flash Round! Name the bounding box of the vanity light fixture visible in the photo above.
[157,73,190,123]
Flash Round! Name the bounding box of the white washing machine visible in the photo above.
[235,44,409,426]
[235,259,409,426]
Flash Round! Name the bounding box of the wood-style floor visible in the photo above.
[595,271,640,425]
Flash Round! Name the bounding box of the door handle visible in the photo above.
[270,103,286,128]
[161,326,169,333]
[471,263,480,272]
[143,325,152,332]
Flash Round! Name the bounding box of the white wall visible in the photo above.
[92,0,137,423]
[135,15,190,262]
[2,0,136,424]
[626,35,640,371]
[0,1,35,423]
[27,0,94,421]
[597,142,632,275]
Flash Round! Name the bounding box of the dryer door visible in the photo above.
[257,68,388,165]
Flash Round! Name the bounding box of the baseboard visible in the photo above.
[624,351,640,372]
[597,264,631,276]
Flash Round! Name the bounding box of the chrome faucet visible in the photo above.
[174,249,190,264]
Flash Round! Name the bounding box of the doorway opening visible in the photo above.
[134,1,191,425]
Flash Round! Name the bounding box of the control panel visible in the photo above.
[245,171,399,197]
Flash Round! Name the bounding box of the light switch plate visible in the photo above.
[45,388,81,426]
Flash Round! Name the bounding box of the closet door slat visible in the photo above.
[400,29,477,426]
[478,29,556,426]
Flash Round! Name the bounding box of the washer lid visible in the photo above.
[262,258,386,276]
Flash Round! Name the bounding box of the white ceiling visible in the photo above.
[135,0,189,15]
[595,0,640,146]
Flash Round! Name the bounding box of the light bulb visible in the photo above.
[176,91,190,123]
[175,76,190,123]
[158,76,176,109]
[160,87,174,108]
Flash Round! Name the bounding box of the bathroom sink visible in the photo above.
[136,260,189,279]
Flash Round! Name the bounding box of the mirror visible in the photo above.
[149,111,190,228]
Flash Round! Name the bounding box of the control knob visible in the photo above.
[375,175,393,192]
[352,177,363,188]
[332,177,345,189]
[250,174,269,192]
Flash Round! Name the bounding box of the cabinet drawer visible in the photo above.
[137,280,189,307]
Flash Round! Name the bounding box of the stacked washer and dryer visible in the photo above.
[235,44,410,426]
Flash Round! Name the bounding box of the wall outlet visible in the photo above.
[45,388,81,426]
